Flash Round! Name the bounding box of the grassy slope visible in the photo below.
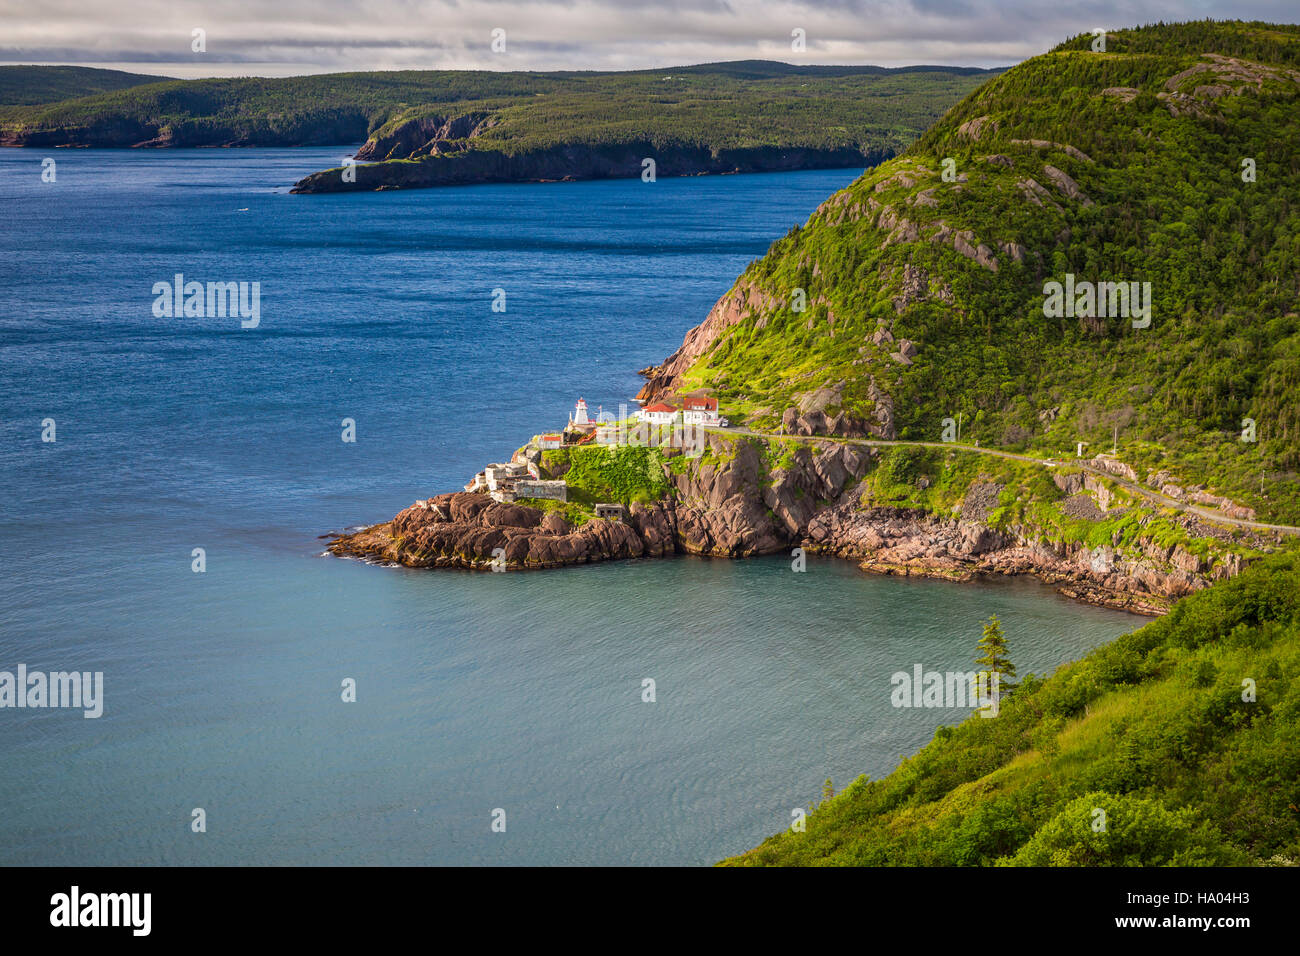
[0,65,169,106]
[667,21,1300,524]
[726,552,1300,866]
[0,63,995,158]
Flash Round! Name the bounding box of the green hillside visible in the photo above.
[0,62,996,163]
[0,65,169,106]
[351,65,993,156]
[643,21,1300,524]
[726,552,1300,866]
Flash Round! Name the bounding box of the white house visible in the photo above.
[640,402,681,426]
[682,396,722,426]
[539,433,563,450]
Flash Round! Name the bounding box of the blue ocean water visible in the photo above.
[0,149,1141,865]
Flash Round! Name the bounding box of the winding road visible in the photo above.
[718,426,1300,536]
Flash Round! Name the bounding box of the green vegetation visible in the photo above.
[0,62,996,171]
[843,443,1263,571]
[759,436,809,476]
[541,445,671,506]
[356,66,990,156]
[726,553,1300,866]
[977,615,1018,690]
[0,66,169,106]
[665,21,1300,523]
[509,495,594,527]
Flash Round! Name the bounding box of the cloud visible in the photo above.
[0,0,1295,76]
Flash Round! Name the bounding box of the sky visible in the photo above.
[0,0,1295,77]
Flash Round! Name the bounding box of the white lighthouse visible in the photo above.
[570,397,590,426]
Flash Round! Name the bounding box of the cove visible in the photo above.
[0,149,1141,865]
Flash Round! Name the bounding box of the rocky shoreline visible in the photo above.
[290,142,884,193]
[327,432,1254,616]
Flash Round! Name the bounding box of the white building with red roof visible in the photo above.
[640,402,681,426]
[682,396,722,426]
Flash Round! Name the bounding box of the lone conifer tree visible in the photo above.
[976,614,1017,692]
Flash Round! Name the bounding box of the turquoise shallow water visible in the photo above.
[0,150,1142,865]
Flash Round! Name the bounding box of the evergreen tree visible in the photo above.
[976,614,1017,692]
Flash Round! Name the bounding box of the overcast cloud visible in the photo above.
[1,0,1295,77]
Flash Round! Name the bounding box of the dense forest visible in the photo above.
[0,62,996,161]
[0,65,168,106]
[651,20,1300,523]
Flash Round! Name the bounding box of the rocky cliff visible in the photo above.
[328,432,1258,614]
[353,112,499,161]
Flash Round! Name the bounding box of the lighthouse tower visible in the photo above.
[571,398,590,426]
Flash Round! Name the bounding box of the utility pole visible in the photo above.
[1112,425,1118,456]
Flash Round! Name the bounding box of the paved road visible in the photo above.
[719,426,1300,536]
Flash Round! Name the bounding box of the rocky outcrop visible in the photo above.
[929,221,999,271]
[891,263,953,312]
[328,431,1247,615]
[956,115,999,141]
[355,112,497,161]
[1145,468,1258,521]
[780,406,877,439]
[1041,164,1093,206]
[801,500,1221,615]
[672,439,791,555]
[1187,490,1256,521]
[1088,456,1139,483]
[637,279,774,403]
[1009,139,1094,164]
[330,435,872,567]
[329,492,667,569]
[773,379,885,439]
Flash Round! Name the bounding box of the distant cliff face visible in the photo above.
[329,432,1255,614]
[352,112,499,161]
[290,142,885,193]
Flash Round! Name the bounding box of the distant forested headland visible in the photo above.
[0,62,1000,190]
